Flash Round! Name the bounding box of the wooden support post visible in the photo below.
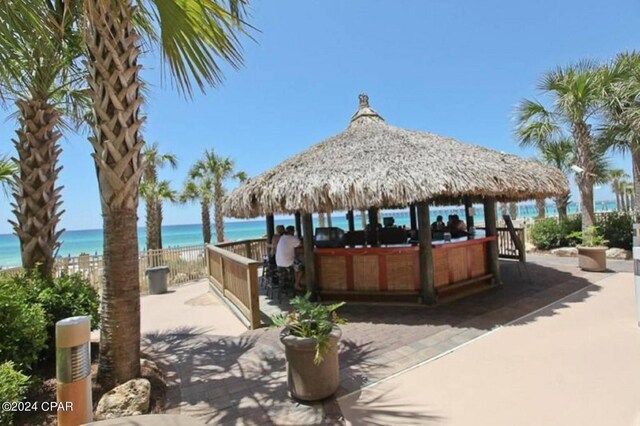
[409,203,417,231]
[347,210,355,233]
[302,213,316,294]
[483,197,501,285]
[295,212,302,239]
[360,209,366,229]
[464,198,475,231]
[327,212,333,228]
[417,202,436,304]
[368,207,379,246]
[266,214,275,245]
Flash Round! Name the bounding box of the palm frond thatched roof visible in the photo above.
[224,94,569,218]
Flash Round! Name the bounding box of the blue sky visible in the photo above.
[1,0,639,234]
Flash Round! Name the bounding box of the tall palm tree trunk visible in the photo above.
[535,198,546,219]
[157,199,163,249]
[10,99,64,278]
[85,0,143,389]
[573,123,596,232]
[632,148,640,215]
[201,200,211,244]
[214,180,224,243]
[555,191,569,221]
[615,190,621,211]
[146,197,159,250]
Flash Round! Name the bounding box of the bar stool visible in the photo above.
[277,266,295,303]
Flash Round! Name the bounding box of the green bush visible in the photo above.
[0,362,29,426]
[0,275,47,371]
[31,273,100,332]
[27,272,100,361]
[599,212,633,250]
[530,218,564,250]
[531,216,586,249]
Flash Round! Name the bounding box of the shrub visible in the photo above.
[0,275,47,371]
[599,212,633,250]
[558,215,582,247]
[530,218,564,250]
[28,273,100,361]
[0,362,29,426]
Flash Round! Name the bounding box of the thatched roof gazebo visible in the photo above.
[224,94,568,304]
[225,94,567,217]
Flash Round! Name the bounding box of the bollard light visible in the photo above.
[634,224,640,327]
[56,316,92,426]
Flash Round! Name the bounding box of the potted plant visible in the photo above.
[569,226,608,272]
[272,293,345,401]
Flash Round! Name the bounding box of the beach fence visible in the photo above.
[2,245,208,294]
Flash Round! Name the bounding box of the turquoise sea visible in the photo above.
[0,201,616,268]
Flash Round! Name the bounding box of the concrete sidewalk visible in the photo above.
[339,273,640,426]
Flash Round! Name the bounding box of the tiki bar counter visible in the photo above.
[224,95,568,304]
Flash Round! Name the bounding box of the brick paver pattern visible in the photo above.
[143,254,629,425]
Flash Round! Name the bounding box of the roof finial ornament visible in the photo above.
[359,93,369,108]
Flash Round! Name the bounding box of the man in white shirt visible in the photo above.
[276,226,300,268]
[276,226,301,295]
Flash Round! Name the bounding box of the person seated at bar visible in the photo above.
[276,226,301,294]
[269,225,286,263]
[449,214,468,238]
[286,225,305,291]
[431,215,446,232]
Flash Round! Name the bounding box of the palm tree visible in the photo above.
[180,176,214,244]
[601,52,640,214]
[607,169,629,211]
[535,198,546,219]
[142,144,178,250]
[0,2,85,277]
[140,179,177,252]
[0,156,17,197]
[618,181,632,211]
[516,61,611,232]
[191,150,245,243]
[80,0,248,388]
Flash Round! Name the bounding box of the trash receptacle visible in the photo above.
[146,266,169,295]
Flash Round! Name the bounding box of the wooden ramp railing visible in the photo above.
[477,226,526,261]
[216,238,268,262]
[207,244,262,329]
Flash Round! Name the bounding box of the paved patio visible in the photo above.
[141,254,632,425]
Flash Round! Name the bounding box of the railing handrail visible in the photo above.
[216,238,267,248]
[206,244,262,266]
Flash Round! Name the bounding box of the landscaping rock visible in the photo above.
[95,378,151,420]
[525,242,538,253]
[606,248,631,260]
[551,247,578,257]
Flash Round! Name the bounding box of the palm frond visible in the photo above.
[148,0,253,96]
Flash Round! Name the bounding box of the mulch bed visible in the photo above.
[15,343,166,425]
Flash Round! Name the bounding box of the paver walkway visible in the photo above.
[339,271,640,425]
[142,254,630,425]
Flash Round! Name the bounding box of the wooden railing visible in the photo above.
[477,227,526,261]
[2,244,208,294]
[206,244,261,329]
[216,238,268,262]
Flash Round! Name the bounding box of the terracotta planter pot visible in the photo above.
[577,246,607,272]
[280,326,342,401]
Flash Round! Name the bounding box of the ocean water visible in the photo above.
[0,201,616,268]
